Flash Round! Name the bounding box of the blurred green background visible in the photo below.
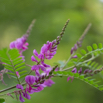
[0,0,103,103]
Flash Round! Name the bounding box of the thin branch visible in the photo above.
[79,23,92,42]
[61,23,92,70]
[25,19,36,36]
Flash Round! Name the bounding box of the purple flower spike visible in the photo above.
[40,41,57,60]
[25,75,35,85]
[72,68,77,73]
[16,84,23,90]
[19,92,25,102]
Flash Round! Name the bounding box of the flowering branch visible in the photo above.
[0,19,103,103]
[61,23,92,70]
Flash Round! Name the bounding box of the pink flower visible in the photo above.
[25,75,35,85]
[19,92,25,102]
[16,84,23,90]
[67,77,74,82]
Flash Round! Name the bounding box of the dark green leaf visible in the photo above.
[0,98,5,103]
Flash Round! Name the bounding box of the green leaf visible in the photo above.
[93,63,98,68]
[3,64,13,70]
[79,75,84,79]
[0,48,27,82]
[3,66,14,72]
[74,73,79,77]
[87,61,92,65]
[98,43,102,49]
[1,59,12,65]
[68,71,74,76]
[90,62,95,67]
[13,57,23,63]
[10,75,17,79]
[15,62,25,69]
[16,66,26,71]
[81,49,87,54]
[13,60,24,66]
[0,98,5,103]
[62,71,68,75]
[88,79,95,84]
[10,53,20,60]
[76,53,82,58]
[53,71,57,75]
[93,44,97,50]
[19,71,27,75]
[20,74,28,79]
[87,46,92,51]
[6,72,16,76]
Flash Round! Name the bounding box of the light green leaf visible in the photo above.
[87,46,92,51]
[93,44,97,50]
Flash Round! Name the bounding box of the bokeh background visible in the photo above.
[0,0,103,103]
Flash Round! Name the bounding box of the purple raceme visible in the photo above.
[32,40,57,62]
[31,40,58,78]
[9,34,29,61]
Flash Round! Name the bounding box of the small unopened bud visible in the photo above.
[72,55,77,58]
[16,71,20,78]
[89,70,93,73]
[72,68,77,73]
[71,47,74,54]
[78,68,82,74]
[7,93,14,99]
[73,44,78,51]
[84,69,89,74]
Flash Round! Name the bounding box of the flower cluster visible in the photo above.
[15,39,58,102]
[31,40,58,75]
[9,34,29,61]
[16,74,55,102]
